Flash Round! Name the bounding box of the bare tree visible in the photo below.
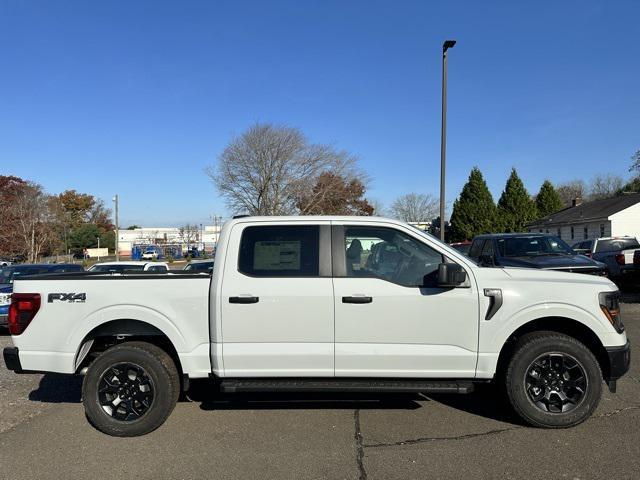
[178,224,199,249]
[368,198,386,216]
[556,180,586,207]
[207,123,366,215]
[587,173,624,201]
[629,149,640,173]
[8,183,57,262]
[389,193,439,222]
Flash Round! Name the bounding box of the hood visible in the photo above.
[498,265,614,287]
[497,254,604,270]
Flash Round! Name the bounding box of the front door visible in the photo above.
[332,223,480,377]
[220,222,334,376]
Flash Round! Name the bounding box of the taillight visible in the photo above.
[8,293,41,335]
[615,253,625,265]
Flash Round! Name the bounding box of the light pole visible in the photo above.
[440,39,456,241]
[112,195,119,261]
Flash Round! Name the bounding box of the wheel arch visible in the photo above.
[74,319,183,381]
[495,316,611,381]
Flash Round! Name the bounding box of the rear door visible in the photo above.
[332,222,480,378]
[220,221,334,376]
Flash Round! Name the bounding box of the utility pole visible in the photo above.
[440,40,456,241]
[113,195,119,261]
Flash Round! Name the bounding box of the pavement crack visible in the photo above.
[594,405,640,418]
[364,404,640,450]
[354,410,368,480]
[364,426,522,448]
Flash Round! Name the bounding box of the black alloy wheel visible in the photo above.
[524,353,587,414]
[98,363,155,421]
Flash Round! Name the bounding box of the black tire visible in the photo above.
[82,341,180,437]
[505,332,602,428]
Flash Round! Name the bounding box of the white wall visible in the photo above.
[609,202,640,240]
[115,225,223,256]
[529,221,611,244]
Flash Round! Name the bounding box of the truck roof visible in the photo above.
[225,215,411,227]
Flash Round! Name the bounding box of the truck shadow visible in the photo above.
[194,381,523,424]
[28,373,83,403]
[27,376,522,425]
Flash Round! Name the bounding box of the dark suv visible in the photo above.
[468,233,607,275]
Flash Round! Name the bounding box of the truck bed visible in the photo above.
[10,272,212,377]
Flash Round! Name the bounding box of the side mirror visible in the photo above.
[436,263,467,288]
[478,254,494,267]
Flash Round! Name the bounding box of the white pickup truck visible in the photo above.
[3,216,630,436]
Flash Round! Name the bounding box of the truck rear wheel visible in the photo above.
[82,341,180,437]
[505,332,602,428]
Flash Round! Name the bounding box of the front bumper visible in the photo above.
[606,341,630,383]
[3,346,22,373]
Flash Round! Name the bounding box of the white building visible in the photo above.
[116,225,222,257]
[527,194,640,243]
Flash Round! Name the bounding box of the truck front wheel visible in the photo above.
[82,341,180,437]
[505,332,602,428]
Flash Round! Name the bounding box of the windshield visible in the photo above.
[89,264,146,273]
[496,236,574,257]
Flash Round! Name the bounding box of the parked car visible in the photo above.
[468,233,607,275]
[0,263,84,327]
[141,247,160,260]
[183,259,214,272]
[88,261,169,273]
[3,216,629,436]
[572,237,640,283]
[0,257,12,267]
[183,247,200,258]
[449,241,472,256]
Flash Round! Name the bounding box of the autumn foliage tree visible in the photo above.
[0,177,115,260]
[0,176,58,261]
[296,172,373,215]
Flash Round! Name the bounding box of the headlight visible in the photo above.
[0,293,11,305]
[599,291,624,333]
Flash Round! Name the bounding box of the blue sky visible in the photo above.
[1,0,638,226]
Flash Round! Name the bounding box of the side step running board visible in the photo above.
[219,379,474,394]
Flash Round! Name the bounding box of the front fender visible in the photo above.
[475,301,619,379]
[488,301,609,352]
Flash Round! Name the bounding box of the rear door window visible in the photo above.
[238,225,320,277]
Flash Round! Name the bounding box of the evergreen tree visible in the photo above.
[497,168,537,232]
[535,180,563,217]
[449,167,497,241]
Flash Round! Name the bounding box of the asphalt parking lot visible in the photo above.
[1,298,639,480]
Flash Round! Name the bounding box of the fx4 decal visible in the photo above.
[48,293,86,303]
